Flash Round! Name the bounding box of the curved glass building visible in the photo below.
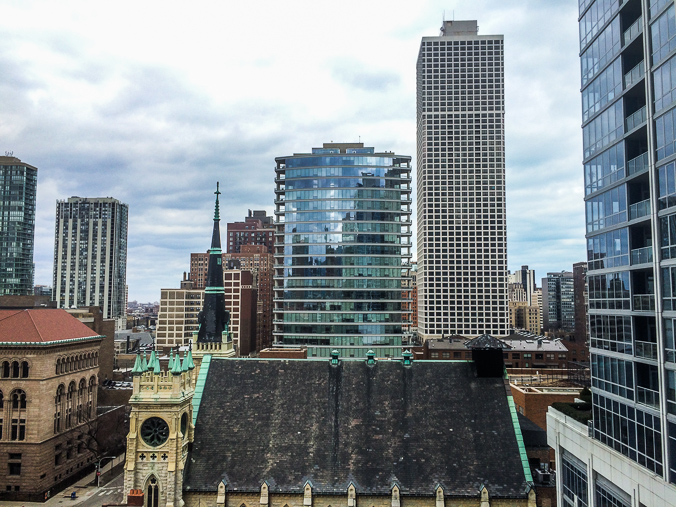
[273,143,412,358]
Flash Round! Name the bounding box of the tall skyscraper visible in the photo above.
[273,142,412,358]
[416,20,508,339]
[542,271,575,332]
[53,197,128,319]
[0,156,37,296]
[548,1,676,504]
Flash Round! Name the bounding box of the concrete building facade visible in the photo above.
[416,20,508,339]
[0,156,37,296]
[53,197,128,320]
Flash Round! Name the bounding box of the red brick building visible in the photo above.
[226,210,274,254]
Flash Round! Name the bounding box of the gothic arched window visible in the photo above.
[146,476,159,507]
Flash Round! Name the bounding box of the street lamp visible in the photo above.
[96,455,116,488]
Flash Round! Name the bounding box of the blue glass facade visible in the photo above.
[581,0,676,485]
[0,157,37,296]
[273,143,412,358]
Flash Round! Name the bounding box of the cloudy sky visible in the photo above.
[1,0,583,303]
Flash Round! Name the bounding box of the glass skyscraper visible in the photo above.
[549,1,676,505]
[273,143,412,358]
[0,156,37,296]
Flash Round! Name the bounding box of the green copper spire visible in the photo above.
[181,351,189,372]
[186,348,195,370]
[131,351,144,376]
[141,352,148,372]
[149,350,160,374]
[171,351,183,376]
[214,181,221,221]
[168,349,174,370]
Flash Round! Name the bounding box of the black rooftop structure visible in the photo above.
[185,358,531,499]
[197,183,230,343]
[465,334,507,378]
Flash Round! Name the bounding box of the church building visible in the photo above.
[123,186,535,507]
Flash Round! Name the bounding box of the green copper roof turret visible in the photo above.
[148,350,160,373]
[186,348,195,370]
[182,351,189,372]
[141,352,148,372]
[131,351,144,375]
[171,351,184,376]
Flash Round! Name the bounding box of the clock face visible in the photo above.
[140,417,169,447]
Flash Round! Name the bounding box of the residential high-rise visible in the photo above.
[542,271,574,332]
[416,20,508,339]
[0,156,37,296]
[273,142,412,358]
[53,197,128,320]
[548,1,676,504]
[226,210,275,254]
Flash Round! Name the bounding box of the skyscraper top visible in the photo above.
[440,20,478,36]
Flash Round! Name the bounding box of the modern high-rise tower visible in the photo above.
[53,197,128,319]
[273,142,413,358]
[0,156,37,296]
[548,1,676,505]
[416,20,508,339]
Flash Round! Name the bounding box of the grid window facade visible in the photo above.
[416,21,508,338]
[52,197,128,319]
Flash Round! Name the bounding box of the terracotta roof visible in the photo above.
[0,309,102,344]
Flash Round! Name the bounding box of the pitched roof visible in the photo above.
[185,358,530,498]
[0,309,102,344]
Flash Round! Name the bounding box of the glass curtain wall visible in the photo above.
[273,144,412,358]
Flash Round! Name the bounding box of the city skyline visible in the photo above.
[1,0,583,303]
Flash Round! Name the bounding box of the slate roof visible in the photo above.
[465,334,510,349]
[0,309,102,344]
[185,358,530,498]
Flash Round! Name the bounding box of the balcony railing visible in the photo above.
[627,152,649,176]
[634,340,658,360]
[626,105,647,131]
[624,60,645,89]
[636,386,660,409]
[623,15,643,46]
[629,198,651,220]
[633,294,655,311]
[631,245,653,265]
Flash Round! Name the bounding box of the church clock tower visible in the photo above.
[123,346,195,507]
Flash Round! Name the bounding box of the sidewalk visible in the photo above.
[0,454,126,507]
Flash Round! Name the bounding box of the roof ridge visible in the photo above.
[26,309,44,342]
[0,310,21,323]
